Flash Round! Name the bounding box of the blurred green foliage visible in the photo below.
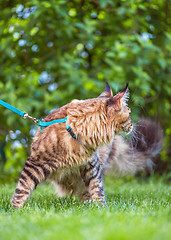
[0,0,171,181]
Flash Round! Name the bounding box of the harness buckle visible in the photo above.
[23,112,28,119]
[23,112,38,124]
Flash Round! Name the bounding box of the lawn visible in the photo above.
[0,176,170,240]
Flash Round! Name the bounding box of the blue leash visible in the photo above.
[0,99,75,136]
[0,99,25,117]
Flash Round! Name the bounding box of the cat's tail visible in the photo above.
[102,119,163,176]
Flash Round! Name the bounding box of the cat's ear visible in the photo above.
[107,83,129,109]
[98,82,113,98]
[115,82,129,104]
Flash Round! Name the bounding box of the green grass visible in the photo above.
[0,176,170,240]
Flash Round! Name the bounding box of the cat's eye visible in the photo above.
[127,107,131,113]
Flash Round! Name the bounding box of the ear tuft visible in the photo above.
[98,82,113,98]
[121,82,129,104]
[116,82,129,104]
[106,83,130,109]
[105,81,112,93]
[120,82,129,94]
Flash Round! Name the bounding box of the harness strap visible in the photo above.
[65,122,76,139]
[39,118,76,139]
[38,117,67,132]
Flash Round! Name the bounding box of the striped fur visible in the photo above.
[11,83,133,208]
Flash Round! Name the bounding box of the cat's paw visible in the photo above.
[11,199,23,209]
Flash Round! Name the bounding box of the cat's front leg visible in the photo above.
[80,153,106,206]
[11,156,52,208]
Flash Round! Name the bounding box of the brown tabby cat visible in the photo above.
[51,85,163,204]
[11,83,133,208]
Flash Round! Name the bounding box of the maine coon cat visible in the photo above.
[11,82,133,208]
[52,84,163,204]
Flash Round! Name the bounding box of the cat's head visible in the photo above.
[99,82,133,135]
[67,82,133,143]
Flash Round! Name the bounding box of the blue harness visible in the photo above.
[0,99,76,139]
